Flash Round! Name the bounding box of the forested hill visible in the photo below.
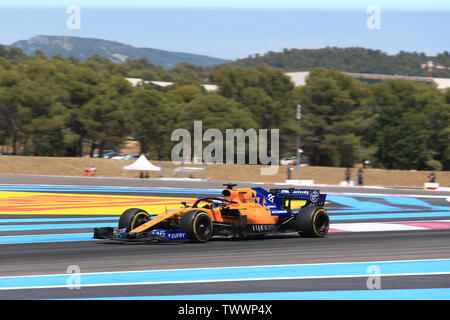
[233,47,450,78]
[9,35,229,69]
[7,36,450,78]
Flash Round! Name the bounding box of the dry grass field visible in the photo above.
[0,155,448,187]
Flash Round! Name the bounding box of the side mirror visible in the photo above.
[181,201,188,207]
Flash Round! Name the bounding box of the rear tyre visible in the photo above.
[295,207,329,238]
[180,210,213,243]
[119,208,151,232]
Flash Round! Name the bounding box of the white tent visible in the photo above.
[123,155,161,171]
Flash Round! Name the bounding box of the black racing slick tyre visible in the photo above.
[119,208,151,232]
[295,207,330,238]
[180,210,213,243]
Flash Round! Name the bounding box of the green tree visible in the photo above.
[0,67,31,154]
[374,113,431,169]
[123,85,175,159]
[370,80,449,170]
[80,76,132,157]
[293,68,373,167]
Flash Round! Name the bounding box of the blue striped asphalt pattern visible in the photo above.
[327,195,450,213]
[0,222,114,232]
[1,259,449,290]
[80,288,450,300]
[327,194,450,220]
[329,211,450,221]
[384,196,450,211]
[0,233,95,244]
[0,188,448,243]
[1,210,449,234]
[327,195,399,212]
[0,217,118,224]
[0,185,221,194]
[2,211,450,244]
[1,208,450,232]
[1,207,450,244]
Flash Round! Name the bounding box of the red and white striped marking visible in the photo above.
[421,61,450,77]
[329,220,450,233]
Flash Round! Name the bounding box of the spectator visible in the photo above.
[287,166,293,180]
[357,168,364,186]
[83,165,90,177]
[428,172,436,183]
[90,165,96,177]
[345,168,352,184]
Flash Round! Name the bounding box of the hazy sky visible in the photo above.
[1,1,449,59]
[3,0,450,10]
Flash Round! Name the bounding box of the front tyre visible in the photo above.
[296,207,329,238]
[119,208,151,232]
[180,210,213,243]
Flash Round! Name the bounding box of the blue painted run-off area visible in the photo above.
[84,288,450,300]
[0,259,449,290]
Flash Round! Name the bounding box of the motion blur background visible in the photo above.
[0,0,449,181]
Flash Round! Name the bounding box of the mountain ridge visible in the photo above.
[9,35,230,69]
[5,35,450,78]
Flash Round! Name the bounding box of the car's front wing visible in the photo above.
[93,227,188,242]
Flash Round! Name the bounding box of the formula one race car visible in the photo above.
[93,184,330,243]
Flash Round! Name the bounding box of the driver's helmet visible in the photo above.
[212,200,221,208]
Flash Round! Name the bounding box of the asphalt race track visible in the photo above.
[0,174,449,300]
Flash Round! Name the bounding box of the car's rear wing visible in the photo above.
[248,187,326,216]
[268,188,326,207]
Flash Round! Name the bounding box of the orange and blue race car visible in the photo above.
[93,184,330,243]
